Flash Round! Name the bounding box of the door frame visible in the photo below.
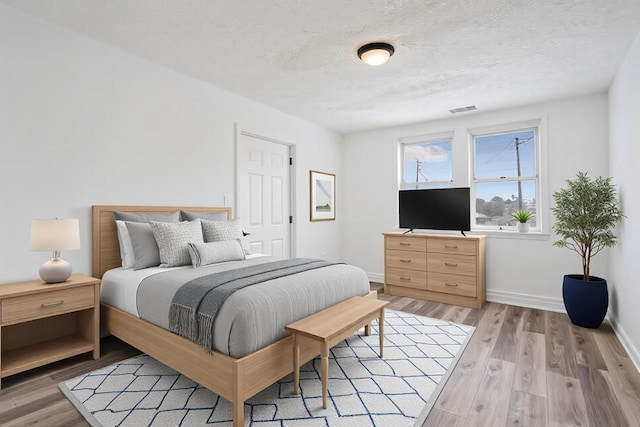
[234,125,296,257]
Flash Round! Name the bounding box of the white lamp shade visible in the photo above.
[30,219,80,251]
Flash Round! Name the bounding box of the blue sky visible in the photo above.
[403,130,536,202]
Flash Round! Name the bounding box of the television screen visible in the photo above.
[399,187,471,232]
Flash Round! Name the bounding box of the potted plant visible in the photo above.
[511,209,534,233]
[552,171,624,328]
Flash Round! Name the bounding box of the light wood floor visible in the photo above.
[1,285,640,426]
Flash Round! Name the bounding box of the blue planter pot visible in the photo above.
[562,274,608,328]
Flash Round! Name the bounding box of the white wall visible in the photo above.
[0,5,343,283]
[342,93,610,310]
[609,30,640,368]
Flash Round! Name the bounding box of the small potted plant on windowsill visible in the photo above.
[511,209,534,233]
[552,171,624,328]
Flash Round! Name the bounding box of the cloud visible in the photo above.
[405,144,449,163]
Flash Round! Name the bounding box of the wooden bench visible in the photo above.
[284,296,390,409]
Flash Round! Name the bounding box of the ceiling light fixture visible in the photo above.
[357,42,394,66]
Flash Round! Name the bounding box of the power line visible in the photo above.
[476,139,515,168]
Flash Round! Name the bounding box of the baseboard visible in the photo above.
[367,272,384,283]
[606,311,640,373]
[486,289,566,312]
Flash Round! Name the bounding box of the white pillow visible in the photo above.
[150,219,204,267]
[115,220,135,269]
[201,218,250,255]
[187,240,246,268]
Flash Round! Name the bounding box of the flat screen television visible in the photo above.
[399,187,471,233]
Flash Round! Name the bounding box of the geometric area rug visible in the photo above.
[59,309,474,427]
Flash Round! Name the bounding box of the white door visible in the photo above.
[236,131,292,257]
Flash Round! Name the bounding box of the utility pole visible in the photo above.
[416,160,421,190]
[515,137,523,209]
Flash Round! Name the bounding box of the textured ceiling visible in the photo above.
[3,0,640,134]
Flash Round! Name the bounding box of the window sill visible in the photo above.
[471,229,551,240]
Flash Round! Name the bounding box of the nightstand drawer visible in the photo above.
[1,286,95,325]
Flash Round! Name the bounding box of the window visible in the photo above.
[472,123,539,230]
[401,135,453,190]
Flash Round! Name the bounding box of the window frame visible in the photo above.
[469,119,543,233]
[399,131,455,190]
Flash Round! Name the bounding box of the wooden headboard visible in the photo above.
[91,205,232,279]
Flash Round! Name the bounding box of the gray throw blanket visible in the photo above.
[169,258,335,352]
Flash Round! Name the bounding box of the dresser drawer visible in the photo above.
[386,267,427,289]
[427,253,476,277]
[385,236,427,252]
[427,238,476,255]
[1,286,95,324]
[428,272,477,297]
[386,250,427,271]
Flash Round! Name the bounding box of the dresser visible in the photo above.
[0,273,100,388]
[383,232,486,309]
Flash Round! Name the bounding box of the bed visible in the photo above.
[92,205,377,427]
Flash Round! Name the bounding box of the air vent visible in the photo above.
[449,105,477,114]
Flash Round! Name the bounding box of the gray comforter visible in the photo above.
[137,256,370,358]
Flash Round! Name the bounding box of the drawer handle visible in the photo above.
[400,277,411,281]
[400,259,412,263]
[445,245,458,249]
[41,301,64,308]
[445,282,458,287]
[399,242,411,246]
[444,262,458,267]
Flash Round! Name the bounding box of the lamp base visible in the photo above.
[39,257,72,284]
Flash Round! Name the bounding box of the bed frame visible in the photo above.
[92,205,377,427]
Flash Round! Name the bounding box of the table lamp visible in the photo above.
[30,218,80,283]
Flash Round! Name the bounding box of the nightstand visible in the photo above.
[0,273,100,389]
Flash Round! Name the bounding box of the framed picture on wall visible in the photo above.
[310,170,336,221]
